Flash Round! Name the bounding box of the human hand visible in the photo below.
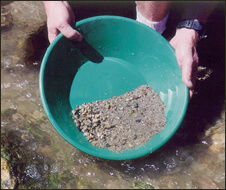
[43,1,83,43]
[170,28,199,97]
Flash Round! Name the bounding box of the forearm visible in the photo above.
[43,1,59,8]
[43,1,65,13]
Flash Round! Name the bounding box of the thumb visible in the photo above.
[58,23,83,41]
[48,27,59,43]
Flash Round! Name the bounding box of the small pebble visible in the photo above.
[71,85,166,152]
[133,103,139,108]
[135,119,141,123]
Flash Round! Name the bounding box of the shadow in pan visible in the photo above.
[71,39,104,63]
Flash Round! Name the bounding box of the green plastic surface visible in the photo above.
[39,16,188,160]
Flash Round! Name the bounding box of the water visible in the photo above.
[1,1,225,189]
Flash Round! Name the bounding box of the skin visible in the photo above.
[135,1,170,21]
[43,1,83,42]
[170,28,199,97]
[135,1,199,96]
[43,1,201,96]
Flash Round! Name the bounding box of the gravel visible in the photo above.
[72,85,166,152]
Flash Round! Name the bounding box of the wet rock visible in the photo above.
[1,108,17,120]
[1,1,225,189]
[192,176,219,189]
[10,1,46,30]
[209,133,225,152]
[1,157,17,189]
[1,6,13,29]
[1,121,55,188]
[24,165,41,180]
[205,122,225,153]
[2,1,48,66]
[31,110,46,121]
[12,113,24,122]
[163,158,177,172]
[133,181,155,189]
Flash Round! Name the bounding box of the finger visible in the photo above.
[48,27,59,43]
[189,89,193,98]
[174,50,184,68]
[181,59,194,89]
[58,23,83,41]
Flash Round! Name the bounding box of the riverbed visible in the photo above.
[1,1,225,189]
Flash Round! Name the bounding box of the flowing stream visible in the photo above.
[1,1,225,189]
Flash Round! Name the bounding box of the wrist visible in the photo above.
[176,19,206,42]
[43,1,55,7]
[175,28,199,45]
[43,1,63,11]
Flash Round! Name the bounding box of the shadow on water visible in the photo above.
[93,4,225,178]
[23,25,49,70]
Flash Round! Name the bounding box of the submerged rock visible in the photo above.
[1,157,17,189]
[1,1,48,66]
[1,1,225,189]
[1,6,13,29]
[205,119,225,153]
[10,1,46,30]
[192,176,219,189]
[209,133,225,153]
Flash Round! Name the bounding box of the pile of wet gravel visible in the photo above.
[72,85,166,152]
